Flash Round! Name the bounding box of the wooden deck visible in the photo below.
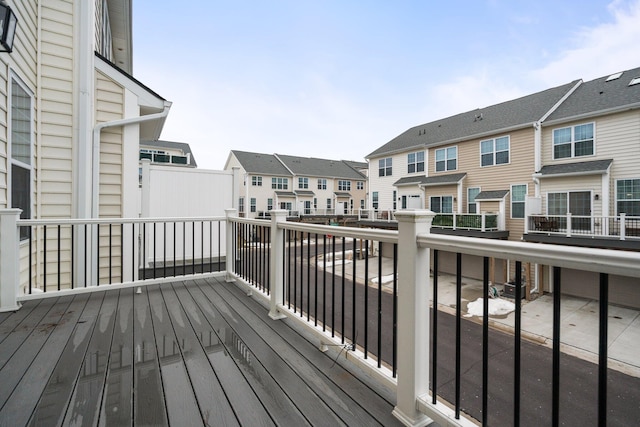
[0,277,402,426]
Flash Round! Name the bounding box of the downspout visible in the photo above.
[91,102,171,219]
[89,102,170,285]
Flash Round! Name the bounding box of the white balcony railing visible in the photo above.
[527,213,640,240]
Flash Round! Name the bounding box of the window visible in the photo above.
[267,198,273,210]
[430,196,453,213]
[468,187,480,214]
[407,151,425,173]
[304,200,311,214]
[547,191,592,230]
[617,179,640,215]
[280,202,292,211]
[357,181,364,190]
[360,199,365,209]
[338,180,351,191]
[378,158,392,176]
[393,190,397,210]
[272,177,288,189]
[10,77,33,240]
[326,198,332,209]
[252,176,262,186]
[435,147,457,172]
[372,192,379,209]
[250,198,256,213]
[511,184,527,219]
[480,136,509,166]
[298,177,309,189]
[553,123,594,159]
[239,197,245,213]
[317,179,327,190]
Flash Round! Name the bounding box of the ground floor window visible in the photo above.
[468,187,480,214]
[617,179,640,215]
[239,197,244,213]
[547,190,591,230]
[511,184,527,219]
[280,202,292,211]
[372,192,379,210]
[430,196,452,213]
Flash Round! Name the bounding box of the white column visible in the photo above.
[225,209,238,282]
[0,209,22,312]
[269,210,287,320]
[392,209,435,426]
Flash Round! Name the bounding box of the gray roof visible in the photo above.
[343,160,368,171]
[545,67,640,122]
[276,154,367,180]
[367,80,580,159]
[334,192,352,198]
[275,191,296,197]
[295,190,315,197]
[232,151,291,176]
[394,173,467,187]
[475,190,510,200]
[537,159,613,177]
[141,140,197,167]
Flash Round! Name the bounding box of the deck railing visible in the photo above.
[2,208,640,426]
[431,213,499,231]
[527,213,640,240]
[224,209,640,426]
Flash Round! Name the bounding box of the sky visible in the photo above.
[132,0,640,170]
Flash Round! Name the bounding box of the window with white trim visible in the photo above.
[356,181,364,190]
[250,198,256,212]
[407,151,425,173]
[251,176,262,186]
[480,136,509,166]
[372,192,379,209]
[430,196,453,213]
[326,198,332,209]
[511,184,527,219]
[360,199,365,209]
[298,177,309,189]
[317,178,327,190]
[553,123,594,159]
[468,187,480,214]
[239,197,245,213]
[10,76,33,240]
[272,177,288,189]
[435,147,457,172]
[378,158,392,176]
[392,190,397,210]
[267,198,273,210]
[617,179,640,215]
[338,180,351,191]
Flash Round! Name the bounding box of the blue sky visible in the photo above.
[133,0,640,169]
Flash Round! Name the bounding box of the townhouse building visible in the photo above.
[366,67,640,307]
[224,150,367,218]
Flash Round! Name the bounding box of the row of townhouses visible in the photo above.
[225,151,368,218]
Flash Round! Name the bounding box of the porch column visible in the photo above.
[0,209,22,312]
[225,209,238,282]
[269,210,287,320]
[393,209,435,426]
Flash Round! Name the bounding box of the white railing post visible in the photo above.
[0,209,22,312]
[620,213,626,241]
[225,208,238,282]
[393,209,435,426]
[522,213,528,234]
[566,213,572,237]
[269,210,287,320]
[452,212,457,230]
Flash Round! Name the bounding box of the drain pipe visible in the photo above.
[89,102,171,284]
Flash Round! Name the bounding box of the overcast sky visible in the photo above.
[132,0,640,169]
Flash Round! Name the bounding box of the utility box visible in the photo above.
[503,282,526,299]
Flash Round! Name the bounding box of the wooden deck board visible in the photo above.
[208,278,402,427]
[0,278,400,426]
[0,293,91,426]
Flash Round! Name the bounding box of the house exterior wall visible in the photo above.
[541,110,640,217]
[368,149,423,211]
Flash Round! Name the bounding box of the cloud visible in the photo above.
[532,0,640,85]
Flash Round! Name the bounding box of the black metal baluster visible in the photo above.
[96,224,100,285]
[28,228,32,293]
[201,221,204,274]
[183,222,186,276]
[307,233,311,321]
[352,237,357,349]
[432,249,439,401]
[552,266,562,427]
[514,260,522,427]
[192,222,195,274]
[455,252,462,419]
[132,223,135,281]
[322,234,327,331]
[598,273,609,427]
[393,243,398,377]
[44,225,47,291]
[364,240,369,358]
[482,256,489,426]
[164,222,167,278]
[217,221,221,272]
[108,224,112,284]
[57,225,61,290]
[294,230,298,313]
[341,236,346,342]
[315,233,319,326]
[153,223,156,280]
[377,241,382,367]
[71,225,75,289]
[209,221,213,273]
[331,235,336,337]
[84,224,88,286]
[287,230,292,309]
[120,224,123,282]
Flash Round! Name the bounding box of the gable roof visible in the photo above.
[141,140,197,167]
[544,67,640,123]
[231,151,292,176]
[475,190,510,200]
[536,159,613,177]
[275,154,366,180]
[367,80,580,159]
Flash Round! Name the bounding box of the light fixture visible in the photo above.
[594,194,600,201]
[0,2,18,53]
